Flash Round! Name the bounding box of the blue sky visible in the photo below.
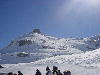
[0,0,100,48]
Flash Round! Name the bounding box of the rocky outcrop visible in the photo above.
[32,29,41,33]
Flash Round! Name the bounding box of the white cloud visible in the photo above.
[57,0,100,20]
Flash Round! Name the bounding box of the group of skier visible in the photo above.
[6,66,71,75]
[35,66,71,75]
[7,71,23,75]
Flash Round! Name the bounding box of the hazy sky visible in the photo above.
[0,0,100,48]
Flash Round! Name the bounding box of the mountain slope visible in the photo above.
[0,29,100,64]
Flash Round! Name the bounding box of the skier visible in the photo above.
[46,66,50,71]
[18,71,23,75]
[58,70,63,75]
[52,66,58,75]
[35,69,42,75]
[46,66,53,75]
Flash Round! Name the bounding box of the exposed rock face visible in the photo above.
[18,40,32,46]
[17,52,29,57]
[32,29,41,33]
[0,65,4,68]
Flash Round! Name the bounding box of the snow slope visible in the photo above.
[33,48,100,68]
[0,62,100,75]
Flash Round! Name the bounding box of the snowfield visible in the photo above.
[0,30,100,75]
[33,48,100,68]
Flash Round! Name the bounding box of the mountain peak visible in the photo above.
[32,29,41,34]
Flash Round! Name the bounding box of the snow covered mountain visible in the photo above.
[0,29,100,64]
[0,29,100,75]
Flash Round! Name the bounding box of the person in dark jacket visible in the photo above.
[7,72,13,75]
[13,73,17,75]
[58,70,63,75]
[18,71,23,75]
[46,66,53,75]
[52,66,58,75]
[63,70,71,75]
[35,69,42,75]
[46,66,50,71]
